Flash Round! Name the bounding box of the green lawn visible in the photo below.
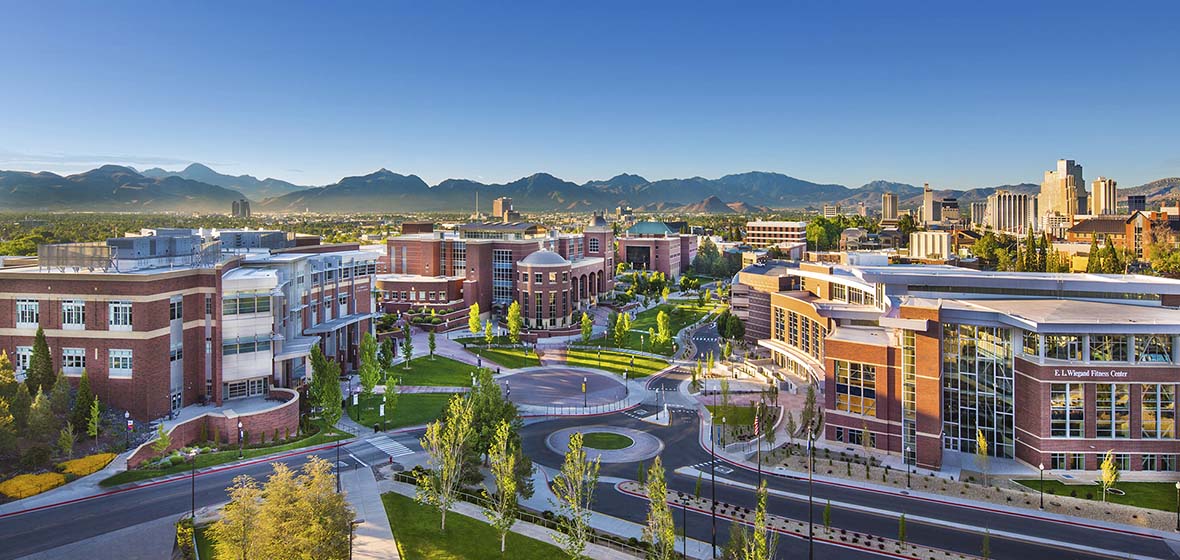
[582,432,634,450]
[348,393,455,430]
[706,404,756,426]
[1014,479,1180,512]
[455,334,514,345]
[474,346,540,370]
[589,302,716,355]
[387,356,487,387]
[99,425,349,487]
[563,348,670,377]
[382,491,563,559]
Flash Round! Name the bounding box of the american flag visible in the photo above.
[753,404,761,437]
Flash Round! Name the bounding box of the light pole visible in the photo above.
[237,421,244,459]
[1174,482,1179,531]
[349,518,364,559]
[189,449,197,521]
[124,411,131,450]
[710,408,717,559]
[906,446,912,489]
[336,438,342,493]
[808,434,814,560]
[1038,463,1045,509]
[582,376,588,408]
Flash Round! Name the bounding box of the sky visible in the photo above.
[1,1,1178,190]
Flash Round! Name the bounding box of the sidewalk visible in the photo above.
[0,447,135,515]
[16,515,176,560]
[341,466,401,559]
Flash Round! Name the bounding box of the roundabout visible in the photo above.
[545,425,663,463]
[499,366,628,407]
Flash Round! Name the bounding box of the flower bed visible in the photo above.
[58,452,117,477]
[0,472,67,499]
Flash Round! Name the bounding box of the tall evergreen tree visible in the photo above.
[0,351,16,401]
[11,382,31,431]
[28,387,57,440]
[27,327,54,394]
[49,370,70,415]
[1085,238,1100,273]
[71,369,94,431]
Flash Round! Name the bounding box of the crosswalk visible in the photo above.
[368,435,414,458]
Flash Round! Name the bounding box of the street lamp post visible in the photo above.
[1038,463,1045,509]
[124,411,131,450]
[710,408,717,559]
[582,376,588,408]
[906,446,912,489]
[808,434,815,560]
[1174,482,1179,531]
[190,450,197,521]
[237,421,244,459]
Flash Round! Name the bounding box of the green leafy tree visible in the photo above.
[552,432,600,560]
[660,286,670,302]
[428,329,436,360]
[740,481,777,560]
[417,395,476,531]
[87,397,100,446]
[656,310,671,346]
[58,423,76,458]
[49,370,70,415]
[379,338,396,372]
[483,420,518,553]
[506,301,522,344]
[28,387,56,440]
[310,345,343,427]
[975,428,990,486]
[643,456,677,560]
[723,340,733,361]
[484,320,494,345]
[382,375,398,431]
[401,325,415,369]
[27,327,55,394]
[899,513,907,544]
[1085,238,1100,273]
[153,422,172,457]
[71,369,94,432]
[11,382,31,431]
[580,312,593,344]
[616,262,627,276]
[358,332,380,399]
[614,313,630,347]
[468,303,481,335]
[1100,449,1120,502]
[0,398,16,456]
[0,351,16,401]
[208,475,263,560]
[823,499,831,528]
[466,369,533,499]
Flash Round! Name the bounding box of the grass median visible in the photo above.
[473,346,541,369]
[582,432,634,450]
[1014,479,1179,512]
[386,355,486,387]
[347,392,454,431]
[589,302,717,355]
[563,348,669,377]
[382,491,562,559]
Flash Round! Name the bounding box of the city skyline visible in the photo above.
[2,1,1178,189]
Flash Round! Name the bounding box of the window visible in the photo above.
[108,349,133,377]
[108,301,132,330]
[1022,331,1040,357]
[206,296,213,316]
[588,238,600,253]
[169,299,183,321]
[1045,335,1081,361]
[1115,453,1130,471]
[222,295,270,316]
[224,377,269,400]
[62,300,85,329]
[16,299,38,327]
[62,348,85,374]
[1071,453,1086,470]
[1050,453,1067,470]
[1090,335,1128,362]
[1142,384,1175,439]
[492,249,514,305]
[1142,454,1158,471]
[1095,384,1130,438]
[170,346,183,362]
[1136,335,1173,363]
[1050,383,1084,437]
[834,360,876,416]
[831,283,847,302]
[834,426,844,442]
[535,272,543,283]
[549,272,557,282]
[223,336,272,356]
[14,346,31,374]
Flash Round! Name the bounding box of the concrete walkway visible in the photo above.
[16,515,175,560]
[341,466,401,559]
[0,448,136,515]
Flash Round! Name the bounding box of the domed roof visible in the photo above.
[588,214,608,228]
[519,249,569,266]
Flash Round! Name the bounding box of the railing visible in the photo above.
[532,396,636,417]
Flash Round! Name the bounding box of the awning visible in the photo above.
[303,312,378,335]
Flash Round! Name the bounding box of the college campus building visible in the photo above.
[0,228,379,421]
[616,221,698,279]
[736,259,1180,473]
[381,216,616,330]
[744,221,808,248]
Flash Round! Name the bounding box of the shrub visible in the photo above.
[1069,490,1077,498]
[21,444,53,470]
[58,452,117,477]
[169,455,185,467]
[0,472,67,499]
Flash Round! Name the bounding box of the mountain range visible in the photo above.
[0,162,1173,214]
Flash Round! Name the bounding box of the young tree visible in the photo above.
[722,340,733,361]
[727,315,745,341]
[27,327,55,394]
[208,475,263,560]
[379,338,396,372]
[71,369,94,432]
[580,312,593,344]
[358,332,380,400]
[785,411,797,445]
[382,375,398,431]
[262,457,353,559]
[0,398,15,456]
[468,303,481,335]
[975,428,990,486]
[1100,449,1120,502]
[643,456,677,560]
[401,325,415,369]
[551,432,600,560]
[822,499,831,529]
[152,422,172,457]
[506,301,522,344]
[417,395,476,531]
[614,313,630,347]
[310,345,343,428]
[484,320,494,345]
[427,330,437,360]
[660,286,670,302]
[49,370,70,415]
[898,513,907,544]
[706,352,715,375]
[740,481,777,560]
[483,420,518,553]
[28,387,56,440]
[656,309,671,345]
[58,423,76,458]
[11,382,31,431]
[87,398,100,447]
[0,351,16,400]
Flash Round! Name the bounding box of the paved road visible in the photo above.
[0,432,422,560]
[692,322,723,359]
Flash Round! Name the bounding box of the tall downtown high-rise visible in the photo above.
[1091,177,1119,215]
[984,189,1037,235]
[1039,159,1084,220]
[881,192,898,221]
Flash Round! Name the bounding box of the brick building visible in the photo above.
[0,229,378,421]
[616,221,698,279]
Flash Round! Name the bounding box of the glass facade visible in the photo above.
[902,329,917,465]
[942,323,1014,458]
[1142,384,1176,439]
[770,308,825,361]
[492,249,514,305]
[1050,383,1085,437]
[1095,383,1131,438]
[834,360,876,416]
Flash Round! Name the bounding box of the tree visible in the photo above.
[28,387,56,440]
[740,481,777,560]
[616,262,627,276]
[401,325,415,369]
[428,330,437,360]
[49,370,70,415]
[507,301,522,344]
[11,382,31,431]
[383,375,398,431]
[656,310,671,346]
[71,369,94,432]
[1085,238,1100,273]
[975,428,990,486]
[785,411,797,445]
[483,420,518,553]
[209,475,263,560]
[898,513,907,544]
[0,351,16,401]
[358,332,380,399]
[0,398,16,456]
[87,397,100,447]
[379,338,396,372]
[707,352,715,375]
[822,499,831,529]
[982,529,991,559]
[58,423,76,458]
[1100,449,1120,502]
[614,313,630,347]
[660,286,670,302]
[27,327,55,394]
[643,456,676,560]
[466,369,534,499]
[580,312,593,344]
[727,315,745,341]
[153,422,172,457]
[551,432,600,560]
[483,321,494,345]
[309,345,343,427]
[722,340,733,361]
[417,395,476,531]
[469,303,481,334]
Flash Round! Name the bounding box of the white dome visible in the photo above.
[519,250,569,266]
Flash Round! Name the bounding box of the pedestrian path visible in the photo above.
[368,435,414,459]
[341,465,401,559]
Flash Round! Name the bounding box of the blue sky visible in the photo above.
[1,1,1177,190]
